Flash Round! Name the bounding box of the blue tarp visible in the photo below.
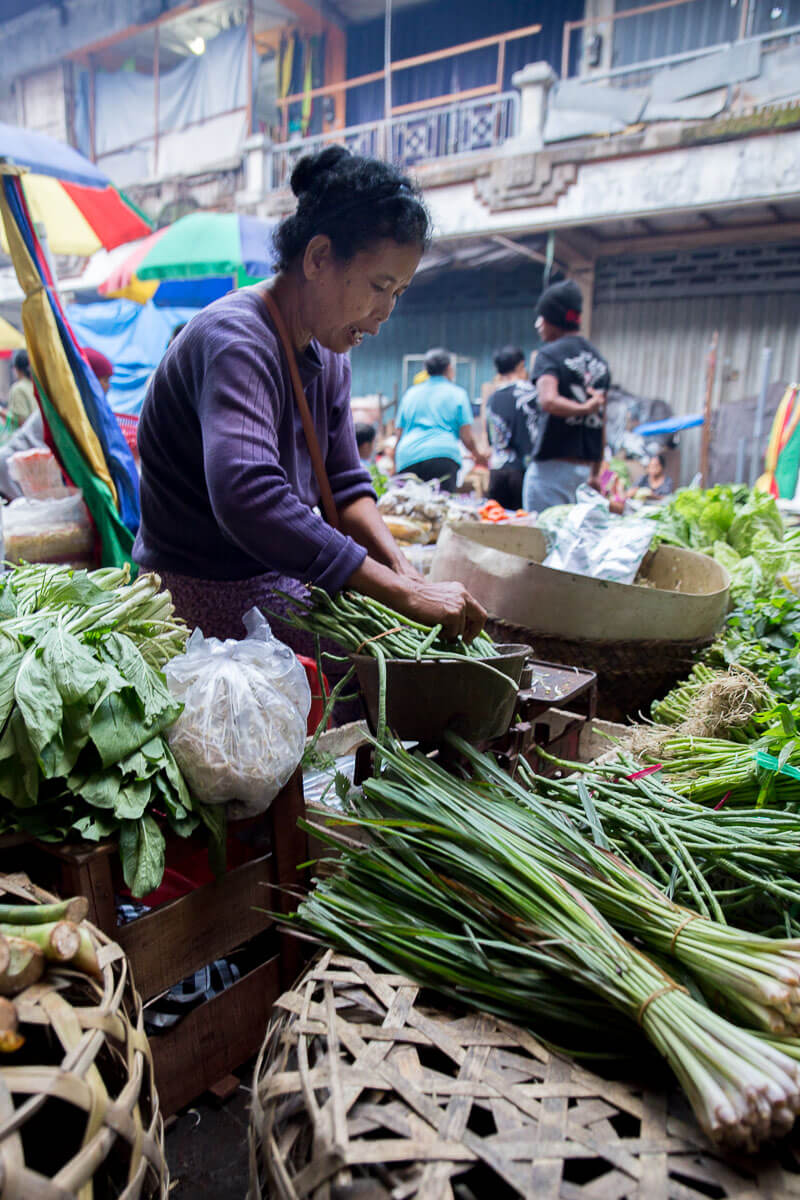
[65,298,200,416]
[634,414,705,436]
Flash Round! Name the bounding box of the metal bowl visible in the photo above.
[350,643,532,745]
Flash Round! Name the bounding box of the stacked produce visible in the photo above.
[377,476,478,545]
[295,738,800,1151]
[0,894,101,1052]
[0,563,224,897]
[648,484,799,602]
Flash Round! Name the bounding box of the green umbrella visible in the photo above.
[136,211,277,286]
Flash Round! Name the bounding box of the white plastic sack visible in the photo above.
[164,608,311,819]
[3,488,93,564]
[541,484,654,584]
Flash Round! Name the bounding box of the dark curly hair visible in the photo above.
[273,145,432,271]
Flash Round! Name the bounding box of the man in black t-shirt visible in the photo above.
[485,345,536,510]
[522,280,610,512]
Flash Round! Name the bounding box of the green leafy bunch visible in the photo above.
[0,564,225,897]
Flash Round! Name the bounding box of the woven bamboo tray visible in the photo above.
[249,950,800,1200]
[0,873,168,1199]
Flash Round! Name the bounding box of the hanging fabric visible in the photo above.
[759,385,800,499]
[0,170,139,567]
[301,38,313,136]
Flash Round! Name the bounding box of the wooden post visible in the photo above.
[700,330,719,487]
[153,27,160,177]
[738,0,751,41]
[246,0,254,136]
[383,0,392,159]
[496,35,506,92]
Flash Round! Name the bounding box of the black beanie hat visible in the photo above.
[535,280,583,330]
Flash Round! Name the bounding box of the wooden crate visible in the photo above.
[250,951,800,1199]
[0,769,308,1116]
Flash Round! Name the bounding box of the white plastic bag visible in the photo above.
[3,488,93,565]
[164,608,311,819]
[541,484,654,584]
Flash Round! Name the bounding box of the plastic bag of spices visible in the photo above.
[164,608,311,819]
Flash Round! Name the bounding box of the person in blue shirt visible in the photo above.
[393,347,488,491]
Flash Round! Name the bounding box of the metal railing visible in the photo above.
[267,91,519,191]
[562,0,800,88]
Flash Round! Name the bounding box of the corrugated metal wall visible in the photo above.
[349,260,544,417]
[611,0,739,68]
[593,289,800,482]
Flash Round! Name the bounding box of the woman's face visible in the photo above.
[648,455,663,478]
[302,236,422,354]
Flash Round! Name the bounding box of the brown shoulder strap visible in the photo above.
[260,288,340,530]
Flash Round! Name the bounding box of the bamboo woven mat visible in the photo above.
[249,949,800,1199]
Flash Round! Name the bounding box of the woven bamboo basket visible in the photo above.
[487,616,712,721]
[249,950,800,1199]
[0,873,168,1199]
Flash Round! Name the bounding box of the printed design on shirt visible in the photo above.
[562,350,608,428]
[515,382,539,458]
[487,409,514,469]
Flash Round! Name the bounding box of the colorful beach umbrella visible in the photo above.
[0,121,151,255]
[99,227,169,304]
[135,211,276,285]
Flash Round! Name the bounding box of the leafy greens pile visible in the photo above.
[0,563,224,897]
[648,484,799,602]
[706,590,800,699]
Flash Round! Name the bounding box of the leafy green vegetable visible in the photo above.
[649,485,792,603]
[0,562,224,898]
[120,815,166,898]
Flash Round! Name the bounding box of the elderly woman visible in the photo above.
[133,147,485,653]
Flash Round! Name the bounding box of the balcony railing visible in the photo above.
[266,91,519,192]
[562,0,800,87]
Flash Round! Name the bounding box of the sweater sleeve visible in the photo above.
[324,354,377,508]
[198,339,366,593]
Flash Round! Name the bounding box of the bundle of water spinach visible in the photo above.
[0,563,224,897]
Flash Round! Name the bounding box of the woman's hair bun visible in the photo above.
[290,145,351,199]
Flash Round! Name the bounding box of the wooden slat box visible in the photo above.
[0,769,308,1115]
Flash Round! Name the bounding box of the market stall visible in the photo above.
[5,479,800,1194]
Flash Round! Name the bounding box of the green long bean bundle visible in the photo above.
[294,740,800,1150]
[275,585,496,661]
[521,745,800,936]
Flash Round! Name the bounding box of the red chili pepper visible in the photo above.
[713,791,731,811]
[626,764,663,780]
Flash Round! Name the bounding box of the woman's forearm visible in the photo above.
[338,495,406,571]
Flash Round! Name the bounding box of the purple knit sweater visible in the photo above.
[133,287,374,590]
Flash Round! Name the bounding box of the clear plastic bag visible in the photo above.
[164,608,312,819]
[541,484,654,584]
[8,448,64,498]
[3,487,93,564]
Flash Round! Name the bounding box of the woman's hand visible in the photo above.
[402,580,487,642]
[347,558,487,642]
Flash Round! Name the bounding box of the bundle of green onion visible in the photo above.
[650,662,773,741]
[635,704,800,808]
[295,740,800,1150]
